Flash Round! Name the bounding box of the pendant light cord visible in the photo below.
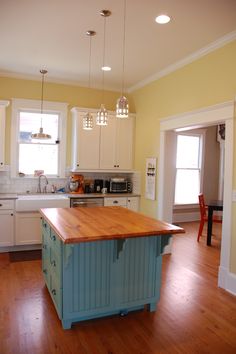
[102,14,107,103]
[121,0,127,96]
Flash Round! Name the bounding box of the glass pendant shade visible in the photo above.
[83,112,93,130]
[116,95,129,118]
[96,104,108,126]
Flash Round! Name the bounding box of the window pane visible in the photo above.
[19,144,58,175]
[174,169,200,204]
[19,112,58,143]
[176,135,200,168]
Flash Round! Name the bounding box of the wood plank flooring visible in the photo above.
[0,222,236,354]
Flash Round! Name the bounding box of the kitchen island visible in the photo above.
[40,206,184,329]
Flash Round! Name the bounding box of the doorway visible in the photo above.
[157,101,234,292]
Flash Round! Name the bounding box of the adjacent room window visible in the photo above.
[11,99,67,178]
[174,133,203,205]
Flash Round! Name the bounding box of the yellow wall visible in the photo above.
[0,76,135,164]
[132,40,236,273]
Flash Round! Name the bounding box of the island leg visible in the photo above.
[62,320,72,330]
[148,302,157,312]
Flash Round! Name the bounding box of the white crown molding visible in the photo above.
[0,70,121,93]
[128,30,236,93]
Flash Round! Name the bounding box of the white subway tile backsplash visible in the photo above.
[0,170,141,195]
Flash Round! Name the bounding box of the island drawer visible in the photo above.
[50,276,62,319]
[42,219,50,237]
[49,230,62,254]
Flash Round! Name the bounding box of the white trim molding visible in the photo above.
[129,31,236,92]
[157,100,235,295]
[10,98,68,178]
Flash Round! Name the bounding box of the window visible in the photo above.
[11,99,67,178]
[174,133,203,205]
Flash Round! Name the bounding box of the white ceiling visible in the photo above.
[0,0,236,92]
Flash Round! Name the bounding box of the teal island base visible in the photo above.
[42,219,171,330]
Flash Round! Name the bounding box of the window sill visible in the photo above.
[173,203,199,210]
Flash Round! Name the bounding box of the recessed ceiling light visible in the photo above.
[155,14,171,24]
[102,66,111,71]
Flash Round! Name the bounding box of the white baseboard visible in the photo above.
[218,266,236,296]
[173,212,200,223]
[0,244,41,253]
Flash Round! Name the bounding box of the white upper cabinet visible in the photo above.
[71,109,101,170]
[0,101,10,171]
[71,108,135,171]
[100,115,134,170]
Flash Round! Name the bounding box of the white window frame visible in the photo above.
[174,130,205,206]
[11,98,68,178]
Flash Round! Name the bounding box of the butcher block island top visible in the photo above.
[40,206,184,244]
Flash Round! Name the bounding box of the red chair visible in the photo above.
[197,193,222,242]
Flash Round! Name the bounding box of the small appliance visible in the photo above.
[69,174,84,194]
[94,179,103,193]
[109,178,132,193]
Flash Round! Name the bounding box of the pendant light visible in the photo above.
[31,69,51,139]
[96,9,111,126]
[116,0,129,119]
[83,30,96,130]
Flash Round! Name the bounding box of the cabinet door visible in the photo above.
[0,104,6,170]
[15,212,42,245]
[127,197,140,212]
[0,210,14,246]
[100,115,117,169]
[71,112,100,170]
[116,117,134,170]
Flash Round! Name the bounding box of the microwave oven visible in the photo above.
[110,179,132,193]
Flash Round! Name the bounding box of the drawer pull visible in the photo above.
[51,289,56,296]
[51,235,56,241]
[0,204,2,207]
[113,200,118,204]
[51,260,56,267]
[43,269,47,274]
[43,223,47,228]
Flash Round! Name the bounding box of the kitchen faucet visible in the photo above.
[37,174,49,193]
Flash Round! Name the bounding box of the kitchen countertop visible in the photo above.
[40,206,184,244]
[0,193,18,199]
[67,192,140,198]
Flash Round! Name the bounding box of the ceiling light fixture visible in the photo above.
[116,0,129,119]
[155,14,171,24]
[31,69,51,140]
[96,9,111,126]
[101,66,111,71]
[83,30,96,130]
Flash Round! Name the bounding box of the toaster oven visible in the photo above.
[109,179,132,193]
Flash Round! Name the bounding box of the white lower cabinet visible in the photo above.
[127,197,140,211]
[0,199,15,247]
[15,212,42,245]
[104,196,140,211]
[0,210,14,246]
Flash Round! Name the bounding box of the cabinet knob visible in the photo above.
[11,213,14,216]
[0,162,3,165]
[77,163,79,167]
[51,289,56,296]
[0,204,2,207]
[43,269,47,274]
[51,260,56,267]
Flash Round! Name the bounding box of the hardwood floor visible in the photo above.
[0,222,236,354]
